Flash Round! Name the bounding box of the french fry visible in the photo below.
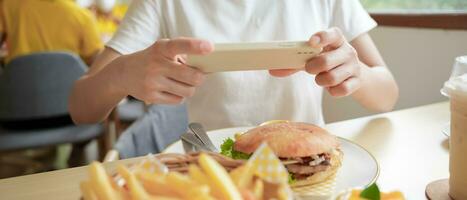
[229,162,257,189]
[239,189,256,200]
[80,181,98,200]
[191,195,216,200]
[117,165,152,200]
[166,172,198,198]
[198,153,243,200]
[188,165,209,185]
[135,171,180,197]
[229,165,244,187]
[252,179,264,200]
[277,184,289,200]
[382,191,405,199]
[187,185,216,200]
[88,162,123,200]
[188,164,222,199]
[138,171,214,200]
[83,154,274,200]
[151,196,182,200]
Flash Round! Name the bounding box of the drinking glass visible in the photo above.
[441,55,467,137]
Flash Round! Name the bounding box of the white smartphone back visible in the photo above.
[186,41,322,73]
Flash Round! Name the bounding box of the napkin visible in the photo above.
[135,154,168,174]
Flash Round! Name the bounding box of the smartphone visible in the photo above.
[186,41,322,73]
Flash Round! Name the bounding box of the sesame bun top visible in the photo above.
[233,122,339,157]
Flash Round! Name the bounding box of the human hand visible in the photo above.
[269,27,363,97]
[115,38,213,104]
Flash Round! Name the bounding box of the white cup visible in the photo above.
[442,55,467,200]
[450,56,467,78]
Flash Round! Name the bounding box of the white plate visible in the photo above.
[163,127,379,192]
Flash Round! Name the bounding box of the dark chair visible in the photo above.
[0,52,105,169]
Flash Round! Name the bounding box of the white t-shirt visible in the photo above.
[107,0,376,130]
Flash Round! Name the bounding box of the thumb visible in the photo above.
[308,27,345,50]
[154,38,214,58]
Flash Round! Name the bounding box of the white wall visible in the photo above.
[323,27,467,123]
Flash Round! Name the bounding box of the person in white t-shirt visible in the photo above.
[69,0,398,131]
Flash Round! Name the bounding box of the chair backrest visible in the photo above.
[0,52,87,121]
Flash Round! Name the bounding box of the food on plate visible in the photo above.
[229,157,290,200]
[221,137,252,160]
[336,183,406,200]
[221,121,343,187]
[86,162,126,200]
[154,152,245,173]
[80,153,289,200]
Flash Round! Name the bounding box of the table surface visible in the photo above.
[0,102,450,199]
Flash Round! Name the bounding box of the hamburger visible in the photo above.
[221,121,343,187]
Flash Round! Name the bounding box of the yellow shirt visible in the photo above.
[0,0,103,63]
[96,4,128,41]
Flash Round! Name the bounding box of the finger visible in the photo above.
[309,27,345,50]
[158,76,196,98]
[269,69,301,77]
[327,77,361,97]
[154,38,214,59]
[305,43,354,74]
[164,61,205,86]
[147,91,184,105]
[315,63,358,87]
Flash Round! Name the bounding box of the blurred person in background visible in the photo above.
[70,0,399,131]
[77,0,129,42]
[0,0,103,65]
[94,0,128,42]
[0,0,104,175]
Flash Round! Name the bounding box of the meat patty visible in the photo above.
[286,163,330,174]
[281,153,332,179]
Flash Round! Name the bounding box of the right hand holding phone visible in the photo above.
[115,38,213,104]
[269,27,363,97]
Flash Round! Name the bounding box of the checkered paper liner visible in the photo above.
[248,142,337,200]
[247,142,294,199]
[248,142,290,183]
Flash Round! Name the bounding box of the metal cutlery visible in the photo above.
[181,138,197,153]
[180,131,211,152]
[188,122,218,152]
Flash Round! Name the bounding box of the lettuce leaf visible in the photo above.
[360,183,380,200]
[288,173,296,184]
[220,138,251,160]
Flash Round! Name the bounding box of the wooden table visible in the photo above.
[0,102,450,199]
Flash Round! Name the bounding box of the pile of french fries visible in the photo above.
[80,153,288,200]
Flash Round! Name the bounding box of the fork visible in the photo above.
[188,122,218,152]
[180,132,212,152]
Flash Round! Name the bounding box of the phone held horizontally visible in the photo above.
[186,41,322,73]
